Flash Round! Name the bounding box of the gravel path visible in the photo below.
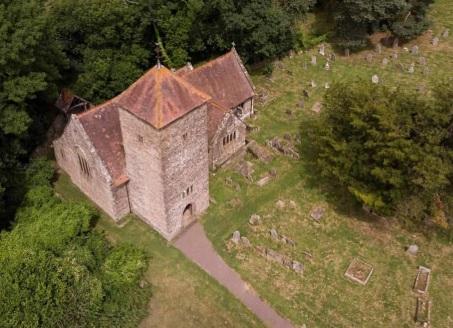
[174,222,294,328]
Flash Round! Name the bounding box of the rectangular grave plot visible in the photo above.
[413,266,431,294]
[344,258,374,285]
[415,298,431,324]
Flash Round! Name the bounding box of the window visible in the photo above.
[182,132,188,141]
[137,135,144,143]
[222,131,237,147]
[182,185,194,198]
[77,154,90,178]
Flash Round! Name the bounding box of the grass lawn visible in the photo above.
[203,1,453,327]
[54,172,264,328]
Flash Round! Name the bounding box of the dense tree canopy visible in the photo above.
[324,0,434,49]
[0,159,150,327]
[312,80,453,222]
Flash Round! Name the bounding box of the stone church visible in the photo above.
[53,48,255,240]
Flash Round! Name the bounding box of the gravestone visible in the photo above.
[292,261,304,274]
[276,200,285,209]
[432,37,439,46]
[311,55,317,65]
[392,37,399,49]
[324,82,330,89]
[241,237,252,247]
[319,44,325,56]
[344,48,350,57]
[249,214,262,226]
[311,101,322,114]
[330,52,336,62]
[408,62,415,74]
[310,205,326,221]
[324,62,330,71]
[303,60,307,70]
[310,80,317,88]
[418,56,427,65]
[411,45,419,55]
[231,231,241,244]
[382,58,389,66]
[375,43,382,54]
[407,244,419,256]
[365,53,373,63]
[298,99,305,109]
[371,74,379,84]
[269,228,279,240]
[442,28,449,38]
[392,51,398,60]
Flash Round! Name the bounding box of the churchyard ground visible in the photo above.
[202,0,453,327]
[54,173,264,328]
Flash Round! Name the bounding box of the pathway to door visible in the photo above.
[173,222,294,328]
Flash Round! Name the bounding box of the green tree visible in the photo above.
[0,0,67,226]
[311,80,452,221]
[0,159,150,327]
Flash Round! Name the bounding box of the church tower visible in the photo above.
[116,65,210,240]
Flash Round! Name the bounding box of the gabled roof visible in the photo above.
[78,101,125,184]
[114,65,210,129]
[178,49,255,109]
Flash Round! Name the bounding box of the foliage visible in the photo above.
[311,79,453,221]
[295,29,327,50]
[0,159,150,328]
[324,0,434,50]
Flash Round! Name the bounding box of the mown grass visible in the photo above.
[203,1,453,327]
[54,172,264,328]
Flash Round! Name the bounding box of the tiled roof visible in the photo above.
[178,49,255,109]
[78,101,125,183]
[114,65,210,129]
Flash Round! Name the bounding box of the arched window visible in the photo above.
[77,153,90,178]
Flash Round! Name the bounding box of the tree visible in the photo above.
[324,0,434,50]
[311,80,453,221]
[0,159,150,328]
[0,0,67,226]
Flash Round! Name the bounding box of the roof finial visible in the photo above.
[155,42,162,69]
[231,41,236,49]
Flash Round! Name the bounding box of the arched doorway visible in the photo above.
[182,204,193,226]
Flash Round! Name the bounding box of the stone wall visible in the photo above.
[160,104,210,239]
[53,116,130,220]
[236,98,253,119]
[119,109,168,236]
[210,112,247,169]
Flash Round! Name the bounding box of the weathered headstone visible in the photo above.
[382,58,389,66]
[371,74,379,84]
[411,45,419,55]
[324,82,330,89]
[231,231,241,244]
[418,56,427,65]
[310,80,317,88]
[324,62,330,71]
[392,37,399,49]
[292,261,304,274]
[249,214,262,226]
[241,236,252,247]
[311,101,322,114]
[432,37,439,46]
[319,44,325,56]
[392,51,398,60]
[310,205,326,221]
[442,28,449,38]
[408,62,415,74]
[270,228,279,240]
[407,244,419,256]
[256,175,271,187]
[344,48,350,57]
[276,200,285,209]
[375,43,382,54]
[365,53,373,63]
[311,55,317,65]
[303,60,307,70]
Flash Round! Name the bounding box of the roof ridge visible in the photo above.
[77,98,117,118]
